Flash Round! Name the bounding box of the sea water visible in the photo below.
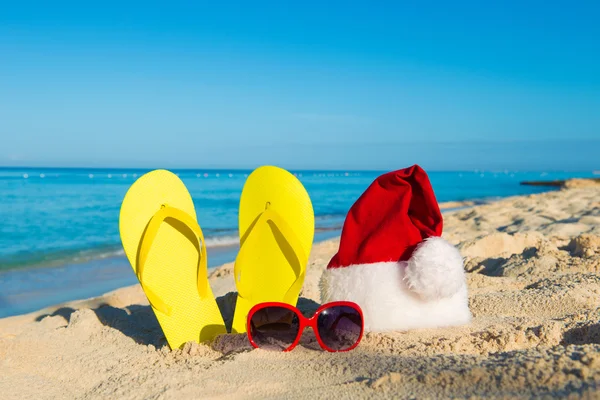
[0,167,595,317]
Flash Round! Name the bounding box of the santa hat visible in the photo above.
[319,165,471,332]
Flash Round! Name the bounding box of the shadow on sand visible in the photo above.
[34,294,322,352]
[35,304,165,347]
[562,323,600,346]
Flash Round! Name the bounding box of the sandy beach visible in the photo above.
[2,184,600,399]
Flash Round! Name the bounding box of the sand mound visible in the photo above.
[460,231,546,259]
[563,178,600,189]
[569,234,600,258]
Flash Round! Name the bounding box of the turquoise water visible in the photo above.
[0,167,595,317]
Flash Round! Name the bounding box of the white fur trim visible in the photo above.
[319,260,471,332]
[404,237,466,301]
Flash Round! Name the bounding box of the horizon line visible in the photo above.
[1,165,598,173]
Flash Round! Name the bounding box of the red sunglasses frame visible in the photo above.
[246,301,364,352]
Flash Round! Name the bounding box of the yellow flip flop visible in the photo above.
[119,169,226,349]
[231,166,314,333]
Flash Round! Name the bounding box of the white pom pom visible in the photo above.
[404,237,466,300]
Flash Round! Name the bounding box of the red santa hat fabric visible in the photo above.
[320,165,471,332]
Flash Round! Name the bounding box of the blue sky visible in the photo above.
[1,1,598,170]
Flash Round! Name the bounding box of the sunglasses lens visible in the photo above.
[317,305,363,351]
[249,306,300,351]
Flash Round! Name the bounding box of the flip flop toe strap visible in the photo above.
[137,205,208,315]
[235,206,308,302]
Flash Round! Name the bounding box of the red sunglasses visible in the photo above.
[246,301,364,352]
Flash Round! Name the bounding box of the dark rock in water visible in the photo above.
[520,178,600,188]
[520,180,564,187]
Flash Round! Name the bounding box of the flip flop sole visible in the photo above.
[119,170,226,348]
[232,166,314,333]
